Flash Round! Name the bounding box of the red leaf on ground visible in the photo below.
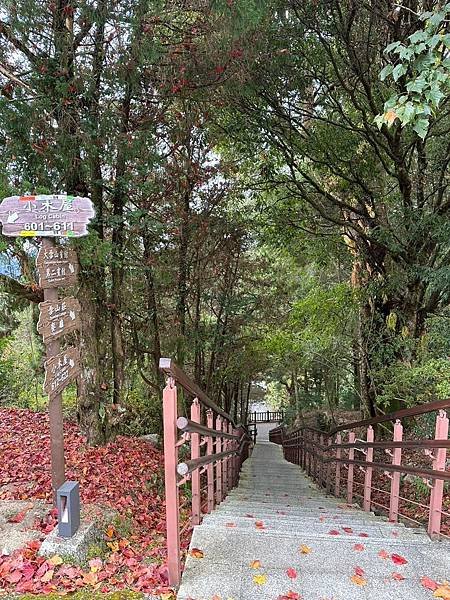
[328,529,340,535]
[392,572,405,581]
[378,550,390,559]
[7,510,28,523]
[342,527,353,534]
[420,576,438,591]
[354,566,365,577]
[353,544,365,551]
[277,592,301,600]
[255,520,266,530]
[358,532,369,537]
[286,567,297,580]
[391,553,408,566]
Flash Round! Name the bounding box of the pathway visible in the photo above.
[177,437,450,599]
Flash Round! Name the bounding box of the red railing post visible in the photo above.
[301,430,306,470]
[335,433,342,497]
[222,419,229,496]
[428,410,449,538]
[319,433,325,487]
[228,421,233,487]
[307,431,312,476]
[190,398,201,526]
[206,409,215,513]
[389,419,403,522]
[347,431,355,504]
[162,378,181,587]
[326,436,332,493]
[363,426,374,512]
[215,415,223,504]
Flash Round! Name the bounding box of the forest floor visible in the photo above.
[0,408,184,598]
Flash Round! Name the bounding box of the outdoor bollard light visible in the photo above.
[57,481,80,538]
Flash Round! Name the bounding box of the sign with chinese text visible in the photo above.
[44,346,81,396]
[0,194,95,238]
[38,297,81,342]
[36,245,79,288]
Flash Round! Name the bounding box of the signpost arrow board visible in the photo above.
[36,245,79,289]
[44,346,81,397]
[0,194,95,238]
[38,297,81,343]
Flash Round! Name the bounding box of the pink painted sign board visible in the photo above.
[0,194,95,237]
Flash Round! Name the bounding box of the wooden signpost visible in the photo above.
[0,193,95,501]
[0,194,95,238]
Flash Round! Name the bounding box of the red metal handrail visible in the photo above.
[270,400,449,539]
[160,358,253,586]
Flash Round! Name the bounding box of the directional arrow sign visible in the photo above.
[0,194,95,238]
[44,346,81,396]
[38,297,81,342]
[36,245,79,289]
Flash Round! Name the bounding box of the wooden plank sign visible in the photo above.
[0,194,95,238]
[36,245,79,288]
[44,346,81,396]
[38,297,81,342]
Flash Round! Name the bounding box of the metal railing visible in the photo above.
[160,358,253,586]
[269,399,449,539]
[249,410,285,423]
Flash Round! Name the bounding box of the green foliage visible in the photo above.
[376,4,450,137]
[377,358,450,409]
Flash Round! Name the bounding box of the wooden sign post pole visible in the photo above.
[42,237,66,500]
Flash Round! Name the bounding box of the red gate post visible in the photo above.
[163,378,181,586]
[347,432,355,505]
[428,410,449,538]
[215,416,223,504]
[389,419,403,522]
[190,398,201,526]
[222,419,229,496]
[363,426,374,512]
[335,433,342,497]
[206,410,215,513]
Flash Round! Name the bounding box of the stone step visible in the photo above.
[198,519,428,542]
[177,525,443,600]
[209,509,400,527]
[224,495,344,507]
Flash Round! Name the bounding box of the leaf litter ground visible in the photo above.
[0,408,187,596]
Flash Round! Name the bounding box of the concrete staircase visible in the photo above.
[177,440,450,600]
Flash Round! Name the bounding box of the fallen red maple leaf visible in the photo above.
[420,576,438,591]
[7,510,28,523]
[342,527,353,534]
[353,544,365,551]
[392,572,405,581]
[391,553,408,566]
[286,567,297,580]
[328,529,340,535]
[277,592,301,600]
[354,566,365,577]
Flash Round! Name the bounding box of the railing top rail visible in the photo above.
[159,357,240,428]
[329,398,450,435]
[283,398,450,437]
